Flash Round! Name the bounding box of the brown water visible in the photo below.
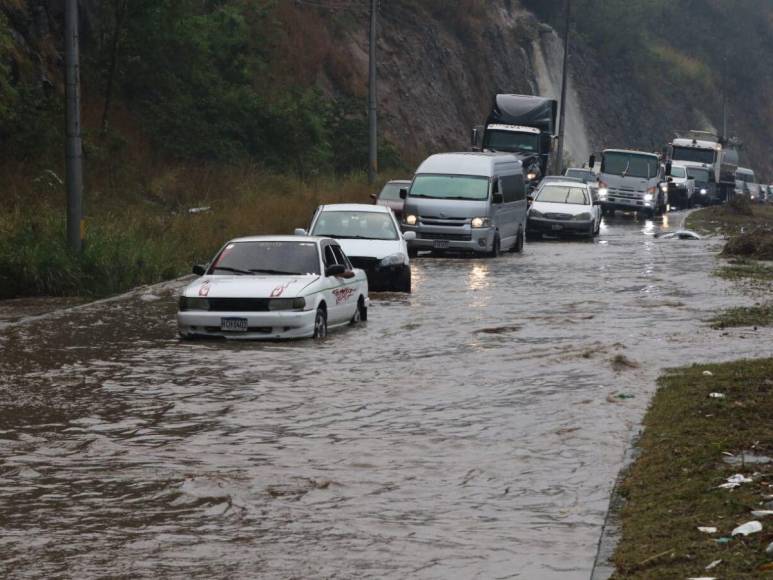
[1,213,771,579]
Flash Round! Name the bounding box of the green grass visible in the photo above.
[612,359,773,579]
[685,200,773,238]
[709,303,773,329]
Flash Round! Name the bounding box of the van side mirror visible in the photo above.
[492,192,504,204]
[588,155,596,169]
[399,188,408,200]
[192,264,207,276]
[325,264,346,277]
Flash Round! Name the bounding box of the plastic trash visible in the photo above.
[706,559,722,571]
[188,206,211,214]
[687,577,716,580]
[715,537,733,544]
[703,370,714,376]
[731,521,762,536]
[718,474,753,489]
[698,526,718,534]
[751,510,773,518]
[767,541,773,555]
[655,230,701,240]
[709,393,726,399]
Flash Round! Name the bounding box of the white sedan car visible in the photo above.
[177,236,369,340]
[297,204,415,292]
[527,179,601,239]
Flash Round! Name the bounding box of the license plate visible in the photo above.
[551,224,563,231]
[433,240,450,249]
[221,317,248,332]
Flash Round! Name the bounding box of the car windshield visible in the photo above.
[378,182,407,201]
[311,211,399,241]
[687,167,710,182]
[672,146,715,165]
[565,169,596,182]
[210,241,320,275]
[409,174,489,201]
[483,130,540,153]
[670,166,687,178]
[602,152,659,179]
[536,185,589,205]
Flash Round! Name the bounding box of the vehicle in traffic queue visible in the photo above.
[662,162,695,209]
[177,236,369,340]
[668,131,739,203]
[527,179,601,239]
[591,149,667,218]
[298,204,414,293]
[564,167,600,197]
[371,179,411,219]
[735,167,762,201]
[400,152,527,257]
[684,164,717,205]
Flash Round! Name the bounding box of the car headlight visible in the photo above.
[268,297,306,311]
[700,188,707,195]
[529,209,544,218]
[405,214,417,226]
[527,172,538,181]
[643,193,654,202]
[380,253,406,267]
[598,187,608,197]
[179,296,209,311]
[660,183,669,192]
[471,217,490,228]
[574,212,592,221]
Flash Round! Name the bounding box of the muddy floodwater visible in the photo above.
[2,213,772,579]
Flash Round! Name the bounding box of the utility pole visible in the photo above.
[721,53,728,141]
[555,0,571,175]
[65,0,84,252]
[368,0,378,185]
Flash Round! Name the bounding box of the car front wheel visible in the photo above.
[313,307,328,339]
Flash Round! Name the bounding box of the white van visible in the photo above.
[399,153,528,257]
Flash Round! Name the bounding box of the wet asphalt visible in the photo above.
[1,211,772,579]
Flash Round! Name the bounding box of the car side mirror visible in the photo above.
[492,192,504,204]
[192,264,207,276]
[403,231,417,241]
[527,195,534,207]
[325,264,346,277]
[399,188,408,200]
[588,155,596,169]
[294,228,307,236]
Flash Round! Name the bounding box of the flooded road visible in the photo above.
[2,212,772,579]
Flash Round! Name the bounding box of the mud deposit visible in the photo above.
[2,213,772,579]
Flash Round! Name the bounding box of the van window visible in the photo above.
[500,174,525,202]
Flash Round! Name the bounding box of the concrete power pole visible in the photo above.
[65,0,84,252]
[555,0,571,175]
[368,0,378,185]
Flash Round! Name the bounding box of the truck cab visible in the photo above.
[592,149,666,218]
[669,132,738,203]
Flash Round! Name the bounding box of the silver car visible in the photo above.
[527,180,601,239]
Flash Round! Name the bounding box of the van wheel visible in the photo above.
[313,307,327,339]
[487,234,500,258]
[511,228,524,253]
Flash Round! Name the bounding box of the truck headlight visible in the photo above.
[527,172,538,181]
[598,187,608,197]
[643,193,654,202]
[379,253,406,267]
[700,188,707,195]
[405,214,417,226]
[471,217,490,228]
[660,183,669,192]
[179,297,209,311]
[268,297,306,311]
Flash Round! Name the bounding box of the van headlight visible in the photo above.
[405,214,417,226]
[643,193,654,202]
[268,297,306,311]
[380,253,406,267]
[471,217,490,228]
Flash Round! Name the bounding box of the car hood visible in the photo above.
[183,275,318,299]
[531,201,591,216]
[333,239,404,260]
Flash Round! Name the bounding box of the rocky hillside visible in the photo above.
[1,0,771,181]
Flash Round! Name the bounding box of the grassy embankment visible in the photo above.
[686,198,773,329]
[611,201,773,578]
[0,163,396,299]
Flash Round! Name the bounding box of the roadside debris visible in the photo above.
[751,510,773,518]
[766,541,773,555]
[709,392,726,399]
[718,474,753,489]
[705,559,722,570]
[702,370,714,376]
[611,354,639,372]
[697,526,718,534]
[731,521,762,536]
[715,537,733,544]
[654,230,701,240]
[188,206,212,214]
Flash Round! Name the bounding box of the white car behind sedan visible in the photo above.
[177,236,369,340]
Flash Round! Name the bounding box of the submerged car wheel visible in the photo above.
[313,307,328,339]
[511,228,524,253]
[350,297,367,324]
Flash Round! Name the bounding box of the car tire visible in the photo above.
[487,234,500,258]
[395,267,412,293]
[350,297,367,324]
[313,306,327,339]
[511,228,524,253]
[408,247,418,258]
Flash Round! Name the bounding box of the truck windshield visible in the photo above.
[409,175,489,201]
[602,152,658,179]
[687,168,710,182]
[484,130,540,153]
[672,146,715,165]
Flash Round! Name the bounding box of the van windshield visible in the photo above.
[672,146,715,165]
[602,152,659,179]
[409,175,489,201]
